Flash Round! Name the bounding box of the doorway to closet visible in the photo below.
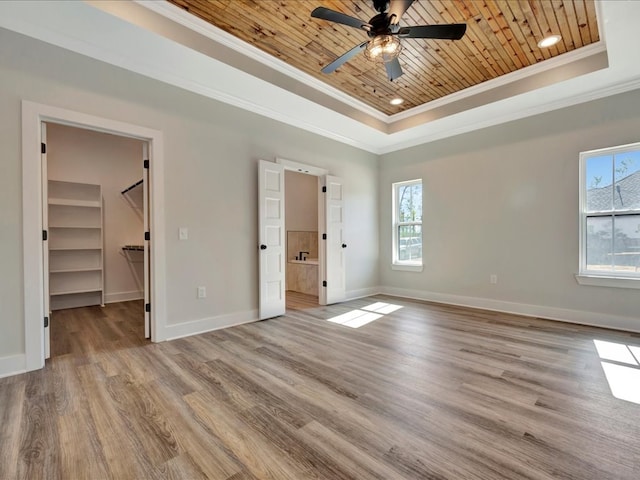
[43,122,150,358]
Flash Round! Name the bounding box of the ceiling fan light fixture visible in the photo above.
[537,34,561,48]
[364,35,402,63]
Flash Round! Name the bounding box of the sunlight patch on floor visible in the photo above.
[594,339,640,404]
[327,302,403,328]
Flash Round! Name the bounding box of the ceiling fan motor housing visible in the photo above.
[373,0,390,13]
[367,13,393,37]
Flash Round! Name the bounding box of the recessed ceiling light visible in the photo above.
[537,35,561,48]
[390,97,404,106]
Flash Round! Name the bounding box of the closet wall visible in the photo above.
[47,123,145,303]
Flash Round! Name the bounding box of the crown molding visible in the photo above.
[137,0,388,122]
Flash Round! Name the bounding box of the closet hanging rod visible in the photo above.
[121,179,143,194]
[122,245,144,251]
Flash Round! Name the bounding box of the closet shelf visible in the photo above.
[49,246,102,251]
[121,179,143,195]
[50,287,102,297]
[49,198,101,208]
[50,225,101,229]
[50,267,102,274]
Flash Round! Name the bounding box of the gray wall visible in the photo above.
[379,89,640,326]
[0,28,379,361]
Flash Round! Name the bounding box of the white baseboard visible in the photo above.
[379,286,640,333]
[0,354,26,379]
[346,287,382,302]
[105,290,144,304]
[164,309,259,341]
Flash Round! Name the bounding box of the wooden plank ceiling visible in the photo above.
[166,0,599,115]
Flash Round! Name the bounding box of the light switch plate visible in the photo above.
[179,227,188,240]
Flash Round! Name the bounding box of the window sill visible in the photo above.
[392,263,423,272]
[575,274,640,290]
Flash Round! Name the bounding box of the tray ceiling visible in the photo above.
[166,0,600,115]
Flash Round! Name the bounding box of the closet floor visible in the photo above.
[50,300,146,358]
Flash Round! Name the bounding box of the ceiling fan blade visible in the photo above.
[321,42,368,74]
[397,24,467,40]
[387,0,414,25]
[384,57,403,81]
[311,7,371,31]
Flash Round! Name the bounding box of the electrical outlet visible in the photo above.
[179,227,188,240]
[197,286,206,298]
[490,274,498,284]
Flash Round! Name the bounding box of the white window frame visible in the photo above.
[392,179,423,272]
[576,142,640,290]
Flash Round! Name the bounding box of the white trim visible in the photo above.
[22,100,167,372]
[164,310,258,341]
[389,42,608,122]
[345,287,381,301]
[391,264,424,272]
[575,275,640,290]
[379,286,640,333]
[0,354,27,379]
[392,179,423,268]
[578,141,640,283]
[276,157,328,176]
[137,0,387,122]
[104,290,145,303]
[141,0,606,127]
[3,0,640,155]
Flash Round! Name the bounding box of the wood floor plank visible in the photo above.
[1,297,640,479]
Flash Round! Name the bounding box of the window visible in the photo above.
[393,179,422,270]
[578,143,640,288]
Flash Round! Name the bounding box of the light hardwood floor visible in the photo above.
[1,296,640,479]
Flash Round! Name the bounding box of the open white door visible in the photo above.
[258,160,286,319]
[41,122,50,359]
[143,143,151,338]
[323,175,346,304]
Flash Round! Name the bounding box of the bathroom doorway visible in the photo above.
[285,170,319,309]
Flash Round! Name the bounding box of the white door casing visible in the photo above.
[22,101,166,372]
[143,143,151,339]
[258,160,286,319]
[323,175,346,304]
[41,122,50,359]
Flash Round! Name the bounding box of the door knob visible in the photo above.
[260,244,267,250]
[342,243,347,248]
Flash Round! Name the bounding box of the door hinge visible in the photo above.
[322,233,327,240]
[143,159,149,169]
[322,281,327,287]
[322,186,327,193]
[145,303,151,313]
[44,316,49,328]
[41,143,46,154]
[42,230,48,241]
[145,231,150,241]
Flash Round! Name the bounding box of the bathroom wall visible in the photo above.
[285,170,318,232]
[287,231,318,262]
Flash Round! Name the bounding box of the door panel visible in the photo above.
[259,160,285,319]
[324,175,346,304]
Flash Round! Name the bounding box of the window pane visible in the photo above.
[398,225,422,261]
[613,215,640,272]
[614,152,640,210]
[398,184,422,222]
[586,155,613,212]
[586,216,612,271]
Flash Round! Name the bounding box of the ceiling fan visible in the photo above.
[311,0,466,81]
